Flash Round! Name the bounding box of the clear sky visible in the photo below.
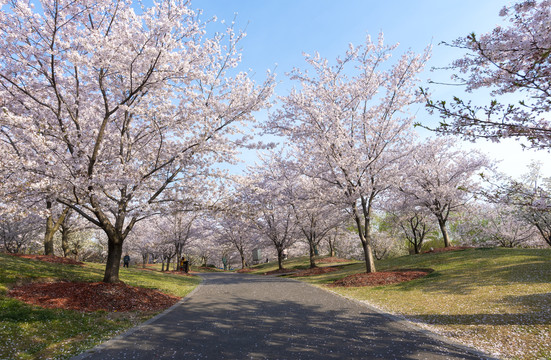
[193,0,548,179]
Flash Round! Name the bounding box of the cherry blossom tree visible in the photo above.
[386,197,435,254]
[58,209,95,258]
[275,156,348,268]
[238,160,298,271]
[485,205,537,248]
[215,212,258,269]
[0,0,274,282]
[422,0,551,149]
[270,34,430,273]
[497,162,551,247]
[399,138,490,247]
[125,221,156,268]
[0,213,42,254]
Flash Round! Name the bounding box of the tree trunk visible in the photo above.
[239,250,246,269]
[61,227,70,257]
[102,234,123,283]
[277,248,284,270]
[414,240,420,254]
[308,241,317,269]
[44,220,56,255]
[43,202,69,255]
[361,239,376,273]
[142,253,148,268]
[353,202,376,273]
[437,216,450,247]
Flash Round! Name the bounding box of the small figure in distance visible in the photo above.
[123,254,130,268]
[180,256,189,273]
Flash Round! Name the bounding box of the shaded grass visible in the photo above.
[288,248,551,360]
[0,253,200,360]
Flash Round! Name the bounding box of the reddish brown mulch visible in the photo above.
[290,266,342,277]
[9,253,84,265]
[328,269,434,287]
[317,257,351,264]
[236,268,255,273]
[7,281,180,312]
[163,270,195,276]
[263,268,296,275]
[423,246,472,254]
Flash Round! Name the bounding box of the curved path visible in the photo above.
[73,272,493,359]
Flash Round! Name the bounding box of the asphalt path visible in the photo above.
[73,272,494,359]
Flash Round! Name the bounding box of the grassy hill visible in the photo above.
[2,249,550,359]
[254,248,551,360]
[0,253,201,360]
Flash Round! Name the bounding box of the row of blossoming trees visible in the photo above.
[1,0,550,283]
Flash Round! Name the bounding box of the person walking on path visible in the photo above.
[123,254,130,268]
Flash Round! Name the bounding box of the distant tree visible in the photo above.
[399,138,489,247]
[486,205,537,248]
[267,155,347,268]
[216,212,257,269]
[387,201,434,254]
[271,34,430,273]
[239,161,298,271]
[0,214,42,254]
[58,210,95,258]
[422,0,551,150]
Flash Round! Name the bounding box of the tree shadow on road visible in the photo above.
[87,273,491,359]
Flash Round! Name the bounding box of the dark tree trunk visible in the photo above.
[308,241,317,269]
[239,250,246,269]
[414,241,420,254]
[437,216,450,247]
[61,226,70,257]
[277,248,284,270]
[142,253,148,268]
[44,222,56,255]
[103,234,123,283]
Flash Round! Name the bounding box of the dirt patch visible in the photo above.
[263,268,296,275]
[8,281,180,312]
[163,270,195,276]
[329,269,433,287]
[423,246,472,254]
[317,257,351,264]
[291,266,342,277]
[9,253,84,265]
[236,268,255,273]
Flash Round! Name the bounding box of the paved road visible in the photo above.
[73,272,493,359]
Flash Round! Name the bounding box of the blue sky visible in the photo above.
[193,0,547,179]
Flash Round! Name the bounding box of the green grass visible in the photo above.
[0,253,201,360]
[245,255,360,274]
[282,248,551,360]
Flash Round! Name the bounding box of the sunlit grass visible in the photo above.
[246,255,360,274]
[0,253,201,359]
[287,248,551,360]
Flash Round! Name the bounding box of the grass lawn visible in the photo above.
[280,248,551,360]
[244,255,359,274]
[0,253,201,360]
